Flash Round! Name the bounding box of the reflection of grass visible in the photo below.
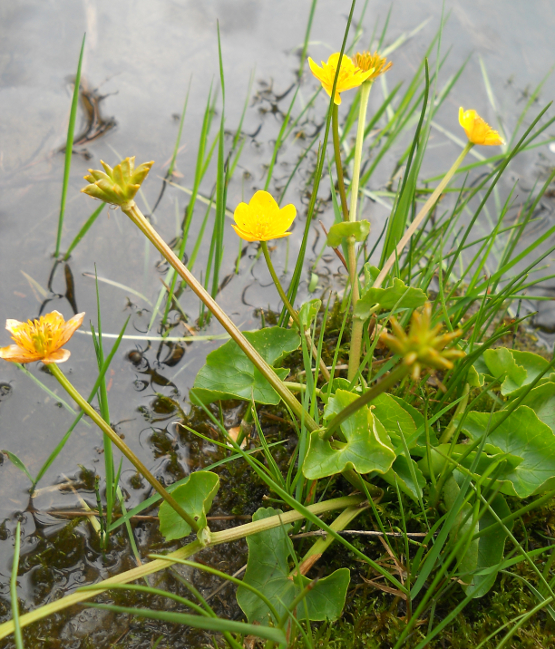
[4,0,555,646]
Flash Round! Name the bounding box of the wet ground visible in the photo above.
[1,0,555,646]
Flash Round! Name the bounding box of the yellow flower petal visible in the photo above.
[459,107,504,146]
[42,349,72,364]
[308,52,373,105]
[232,190,296,242]
[0,311,84,365]
[0,345,42,363]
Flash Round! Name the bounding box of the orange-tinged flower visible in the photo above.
[308,53,374,105]
[0,311,85,364]
[232,190,296,242]
[459,107,504,146]
[353,51,392,81]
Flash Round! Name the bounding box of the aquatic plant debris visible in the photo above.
[308,52,374,104]
[0,311,85,364]
[232,190,296,242]
[458,107,504,145]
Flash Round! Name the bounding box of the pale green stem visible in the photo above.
[323,362,411,441]
[439,383,470,444]
[347,81,372,382]
[261,241,330,382]
[332,104,349,221]
[373,141,474,290]
[121,202,318,432]
[291,503,369,577]
[0,495,364,640]
[48,363,199,533]
[347,81,372,381]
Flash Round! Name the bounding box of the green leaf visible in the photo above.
[303,390,396,480]
[382,455,426,501]
[462,406,555,497]
[483,347,527,394]
[326,220,370,248]
[355,276,427,320]
[298,299,321,329]
[159,471,220,541]
[191,327,299,405]
[237,507,350,623]
[373,393,436,453]
[2,451,33,483]
[443,475,478,582]
[477,347,550,396]
[464,493,512,598]
[521,382,555,431]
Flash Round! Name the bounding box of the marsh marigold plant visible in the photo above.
[308,53,374,105]
[459,107,504,146]
[232,190,296,242]
[0,311,85,364]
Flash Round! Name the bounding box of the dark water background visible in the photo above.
[1,0,555,634]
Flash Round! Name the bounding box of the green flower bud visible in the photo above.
[380,302,465,380]
[81,157,154,207]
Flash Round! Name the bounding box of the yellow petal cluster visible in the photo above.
[459,108,504,146]
[353,50,392,81]
[232,190,296,242]
[380,303,464,380]
[308,53,374,105]
[0,311,85,364]
[81,157,154,207]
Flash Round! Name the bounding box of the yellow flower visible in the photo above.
[232,190,296,242]
[459,108,504,146]
[81,157,154,207]
[380,303,464,380]
[0,311,85,364]
[353,51,392,81]
[308,53,374,105]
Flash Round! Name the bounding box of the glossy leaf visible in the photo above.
[191,327,299,405]
[326,220,370,247]
[159,471,220,541]
[475,347,550,396]
[382,455,426,500]
[355,273,427,320]
[462,406,555,497]
[303,389,396,480]
[520,382,555,431]
[237,507,350,623]
[298,299,321,329]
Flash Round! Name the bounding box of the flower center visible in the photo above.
[14,319,58,356]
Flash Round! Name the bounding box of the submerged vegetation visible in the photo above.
[2,1,555,647]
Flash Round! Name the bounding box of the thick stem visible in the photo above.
[323,362,411,441]
[332,104,349,221]
[373,141,474,290]
[121,203,318,432]
[261,241,330,382]
[48,363,200,533]
[346,82,372,382]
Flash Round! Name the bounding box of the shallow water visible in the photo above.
[1,0,555,644]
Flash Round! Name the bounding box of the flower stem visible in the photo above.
[121,202,318,432]
[346,81,372,381]
[373,141,474,290]
[261,241,330,382]
[332,104,349,221]
[323,362,410,441]
[47,363,200,533]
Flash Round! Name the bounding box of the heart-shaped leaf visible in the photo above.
[237,507,350,623]
[462,406,555,497]
[326,220,370,248]
[159,471,220,541]
[520,382,555,431]
[474,347,550,396]
[303,390,396,480]
[191,327,299,405]
[355,274,427,320]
